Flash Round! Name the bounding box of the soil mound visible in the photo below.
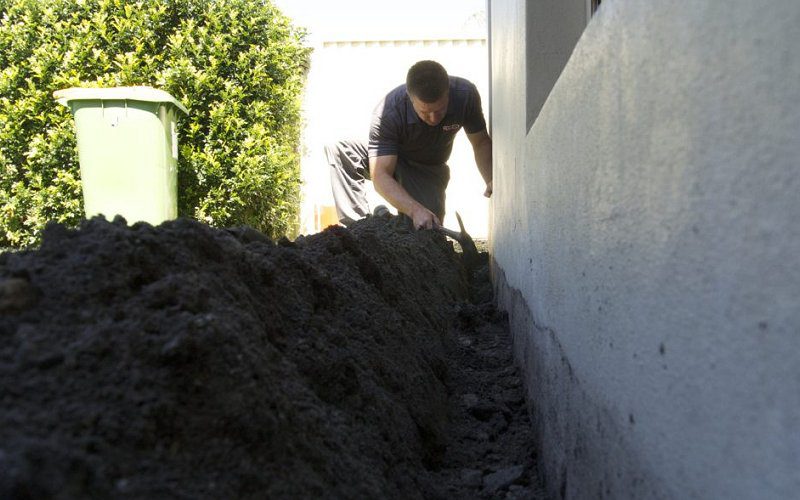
[0,215,540,499]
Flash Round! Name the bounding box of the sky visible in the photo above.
[272,0,487,41]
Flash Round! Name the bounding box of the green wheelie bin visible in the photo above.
[54,86,189,225]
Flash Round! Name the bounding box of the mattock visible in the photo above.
[435,211,480,270]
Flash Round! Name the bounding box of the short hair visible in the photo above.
[406,60,449,103]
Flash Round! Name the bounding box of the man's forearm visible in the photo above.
[473,137,493,186]
[371,155,440,228]
[372,169,424,216]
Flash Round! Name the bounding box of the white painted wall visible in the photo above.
[491,0,800,498]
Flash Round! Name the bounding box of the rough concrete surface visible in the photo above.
[491,0,800,497]
[0,214,543,499]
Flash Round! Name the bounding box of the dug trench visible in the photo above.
[0,214,545,499]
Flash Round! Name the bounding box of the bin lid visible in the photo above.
[53,86,189,115]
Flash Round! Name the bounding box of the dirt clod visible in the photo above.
[0,277,37,312]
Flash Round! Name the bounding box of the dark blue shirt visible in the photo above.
[368,76,486,167]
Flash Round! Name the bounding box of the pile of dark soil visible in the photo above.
[0,215,542,499]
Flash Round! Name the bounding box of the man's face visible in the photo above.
[410,92,449,126]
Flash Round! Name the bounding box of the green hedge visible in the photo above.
[0,0,311,247]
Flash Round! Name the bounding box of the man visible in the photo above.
[325,60,492,229]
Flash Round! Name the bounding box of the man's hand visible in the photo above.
[370,155,443,230]
[410,205,441,230]
[484,181,493,198]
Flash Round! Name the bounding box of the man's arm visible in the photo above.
[467,129,493,197]
[370,155,440,229]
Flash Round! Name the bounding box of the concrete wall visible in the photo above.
[490,0,800,498]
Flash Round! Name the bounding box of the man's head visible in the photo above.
[406,60,450,126]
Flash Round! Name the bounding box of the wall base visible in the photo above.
[492,259,666,500]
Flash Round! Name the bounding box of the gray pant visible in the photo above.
[325,139,450,224]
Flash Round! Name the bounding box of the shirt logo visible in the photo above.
[442,123,461,132]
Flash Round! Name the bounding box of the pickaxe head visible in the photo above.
[436,212,480,270]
